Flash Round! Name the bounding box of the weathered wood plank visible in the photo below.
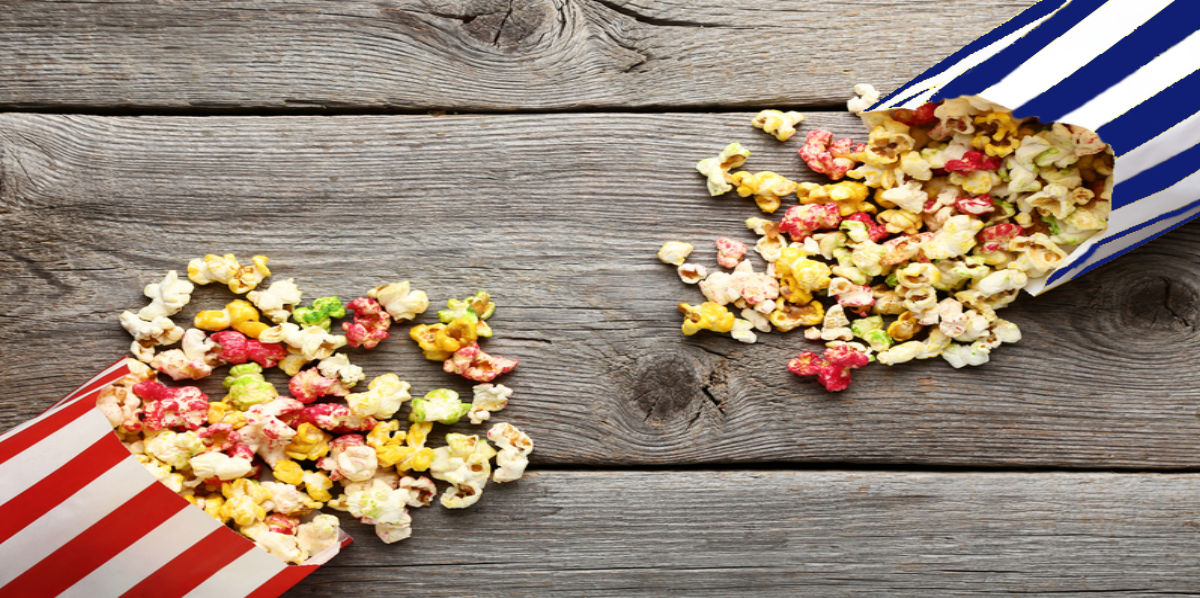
[2,112,1198,467]
[287,470,1200,596]
[0,0,1035,111]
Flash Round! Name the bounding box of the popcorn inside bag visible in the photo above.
[110,254,531,564]
[662,86,1114,391]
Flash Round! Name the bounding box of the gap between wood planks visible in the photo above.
[0,103,848,117]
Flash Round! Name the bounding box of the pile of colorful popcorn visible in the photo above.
[661,86,1113,391]
[107,253,531,563]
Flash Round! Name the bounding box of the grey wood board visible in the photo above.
[0,0,1036,111]
[2,112,1198,468]
[286,470,1200,596]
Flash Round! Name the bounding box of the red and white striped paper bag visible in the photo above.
[0,359,348,597]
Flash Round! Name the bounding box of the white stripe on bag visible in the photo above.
[0,458,154,588]
[57,504,223,598]
[182,544,287,598]
[979,0,1172,111]
[0,409,112,507]
[1058,29,1200,131]
[1115,108,1200,182]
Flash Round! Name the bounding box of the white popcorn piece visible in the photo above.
[261,481,320,516]
[819,304,853,342]
[430,434,497,508]
[344,478,414,544]
[317,353,365,389]
[878,180,927,213]
[730,318,757,344]
[150,328,220,380]
[657,241,695,266]
[941,342,991,368]
[846,83,880,116]
[345,373,411,420]
[469,383,512,425]
[320,443,378,483]
[399,476,437,508]
[259,322,346,361]
[247,527,307,565]
[296,514,341,558]
[740,307,771,333]
[677,263,708,284]
[189,451,253,481]
[487,423,533,484]
[247,278,303,323]
[120,311,184,351]
[136,270,194,320]
[368,281,429,322]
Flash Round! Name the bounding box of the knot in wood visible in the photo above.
[629,353,713,426]
[1122,273,1199,334]
[444,0,559,50]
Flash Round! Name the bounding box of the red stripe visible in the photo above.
[245,564,319,598]
[0,433,129,543]
[0,482,187,596]
[121,527,254,598]
[0,398,99,466]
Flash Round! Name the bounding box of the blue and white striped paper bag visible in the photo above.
[866,0,1200,294]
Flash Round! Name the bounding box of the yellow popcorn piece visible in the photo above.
[895,263,941,288]
[950,169,1001,195]
[752,109,805,142]
[657,241,694,266]
[367,420,407,468]
[768,300,824,332]
[696,142,751,196]
[859,118,915,166]
[302,470,334,503]
[886,311,923,342]
[272,459,306,486]
[677,302,736,336]
[971,111,1021,157]
[796,181,873,216]
[774,246,831,304]
[729,171,796,214]
[922,214,983,260]
[220,478,270,528]
[194,299,268,338]
[285,422,332,461]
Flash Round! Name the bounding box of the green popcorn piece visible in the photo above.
[885,270,900,288]
[862,328,894,353]
[438,292,496,337]
[1041,213,1061,236]
[850,316,884,339]
[409,388,471,425]
[839,220,870,244]
[293,296,345,330]
[223,362,277,410]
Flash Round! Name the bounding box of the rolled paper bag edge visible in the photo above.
[863,0,1200,295]
[0,358,347,598]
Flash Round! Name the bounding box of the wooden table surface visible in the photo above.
[3,1,1199,595]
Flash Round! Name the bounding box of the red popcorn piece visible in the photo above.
[227,443,255,461]
[211,330,287,368]
[955,194,995,216]
[892,101,939,126]
[330,433,366,450]
[265,512,300,535]
[342,296,391,349]
[798,129,861,180]
[442,342,518,383]
[199,423,237,451]
[288,368,348,404]
[787,346,869,392]
[301,403,376,434]
[843,212,890,242]
[715,237,748,269]
[780,203,842,242]
[265,513,299,535]
[978,222,1025,252]
[944,150,1002,173]
[133,381,209,431]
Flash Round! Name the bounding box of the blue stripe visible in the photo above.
[1111,141,1200,209]
[935,0,1108,103]
[1095,67,1200,155]
[1015,1,1196,123]
[872,0,1068,110]
[1044,241,1100,285]
[1046,195,1200,284]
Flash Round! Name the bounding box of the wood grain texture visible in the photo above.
[0,0,1035,111]
[287,470,1200,596]
[2,112,1199,467]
